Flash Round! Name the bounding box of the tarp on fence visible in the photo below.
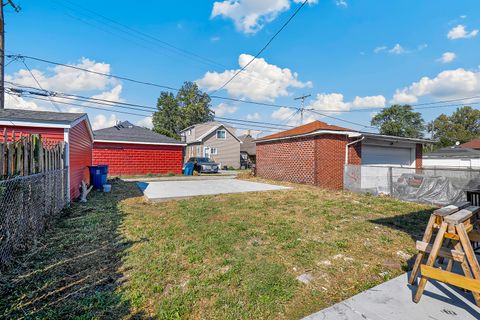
[344,165,480,206]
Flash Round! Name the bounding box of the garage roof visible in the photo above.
[256,121,351,142]
[460,138,480,150]
[0,109,86,124]
[94,121,185,145]
[424,147,480,159]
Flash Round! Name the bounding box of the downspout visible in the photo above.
[345,136,364,165]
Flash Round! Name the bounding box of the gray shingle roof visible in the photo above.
[94,121,184,145]
[0,109,86,124]
[424,147,480,159]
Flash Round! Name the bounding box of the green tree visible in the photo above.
[371,104,425,138]
[152,82,214,139]
[427,106,480,148]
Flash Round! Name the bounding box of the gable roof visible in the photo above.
[239,134,256,155]
[0,109,86,124]
[424,147,480,159]
[460,138,480,149]
[94,121,185,145]
[194,123,242,143]
[256,120,352,142]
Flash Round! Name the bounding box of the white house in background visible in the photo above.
[423,147,480,169]
[180,122,241,169]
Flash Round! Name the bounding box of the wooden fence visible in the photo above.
[0,128,65,179]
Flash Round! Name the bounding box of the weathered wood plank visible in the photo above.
[415,240,465,263]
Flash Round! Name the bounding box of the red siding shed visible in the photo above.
[0,109,94,200]
[93,121,185,176]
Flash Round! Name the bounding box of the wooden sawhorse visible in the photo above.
[411,205,480,306]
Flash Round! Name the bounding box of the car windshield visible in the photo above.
[197,158,213,163]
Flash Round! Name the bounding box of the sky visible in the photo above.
[4,0,480,136]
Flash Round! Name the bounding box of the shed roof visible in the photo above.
[460,138,480,150]
[257,121,350,142]
[0,109,86,124]
[94,121,185,145]
[424,147,480,159]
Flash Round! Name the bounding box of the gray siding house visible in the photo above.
[180,122,241,169]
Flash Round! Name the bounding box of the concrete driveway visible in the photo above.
[304,272,479,320]
[138,178,290,202]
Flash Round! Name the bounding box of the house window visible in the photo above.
[196,146,201,155]
[186,129,191,136]
[211,148,218,155]
[216,130,226,140]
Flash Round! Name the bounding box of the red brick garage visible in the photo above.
[93,121,185,176]
[255,121,427,190]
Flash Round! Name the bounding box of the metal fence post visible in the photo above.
[388,166,393,195]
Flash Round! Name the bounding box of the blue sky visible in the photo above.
[5,0,480,135]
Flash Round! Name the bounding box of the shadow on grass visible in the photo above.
[0,179,146,319]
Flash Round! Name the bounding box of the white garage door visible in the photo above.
[362,145,413,167]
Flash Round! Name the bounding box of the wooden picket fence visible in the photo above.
[0,128,66,180]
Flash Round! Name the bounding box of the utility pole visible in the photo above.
[0,0,20,109]
[294,94,311,125]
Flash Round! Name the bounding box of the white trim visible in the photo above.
[345,137,364,164]
[94,139,186,146]
[0,120,71,128]
[256,130,362,143]
[63,128,71,203]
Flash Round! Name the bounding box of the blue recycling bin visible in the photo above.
[89,165,109,190]
[184,163,194,176]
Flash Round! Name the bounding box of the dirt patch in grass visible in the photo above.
[0,178,434,319]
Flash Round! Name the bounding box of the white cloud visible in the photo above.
[391,67,480,104]
[246,112,261,120]
[136,116,153,129]
[197,53,312,102]
[212,103,238,116]
[90,85,124,102]
[336,0,347,7]
[374,46,387,54]
[211,0,317,34]
[6,58,116,93]
[374,43,427,55]
[5,92,51,111]
[437,52,456,64]
[92,114,119,130]
[447,24,479,39]
[271,93,385,125]
[389,43,406,55]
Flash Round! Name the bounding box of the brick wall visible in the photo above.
[315,135,350,190]
[93,142,183,176]
[415,143,423,169]
[256,137,316,185]
[256,134,363,190]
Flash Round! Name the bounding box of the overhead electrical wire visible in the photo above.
[49,0,274,87]
[211,0,310,94]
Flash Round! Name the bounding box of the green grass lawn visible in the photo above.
[0,178,434,319]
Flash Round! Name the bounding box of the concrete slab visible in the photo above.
[139,179,290,201]
[303,272,480,320]
[123,175,235,182]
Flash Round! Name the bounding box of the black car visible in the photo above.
[184,157,219,173]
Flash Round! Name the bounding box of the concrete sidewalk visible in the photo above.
[139,179,289,202]
[304,272,480,320]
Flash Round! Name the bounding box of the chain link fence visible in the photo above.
[0,168,68,267]
[344,165,480,206]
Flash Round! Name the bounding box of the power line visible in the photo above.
[305,109,374,129]
[211,0,310,94]
[21,59,62,112]
[7,83,296,129]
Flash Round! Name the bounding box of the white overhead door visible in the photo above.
[362,145,414,167]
